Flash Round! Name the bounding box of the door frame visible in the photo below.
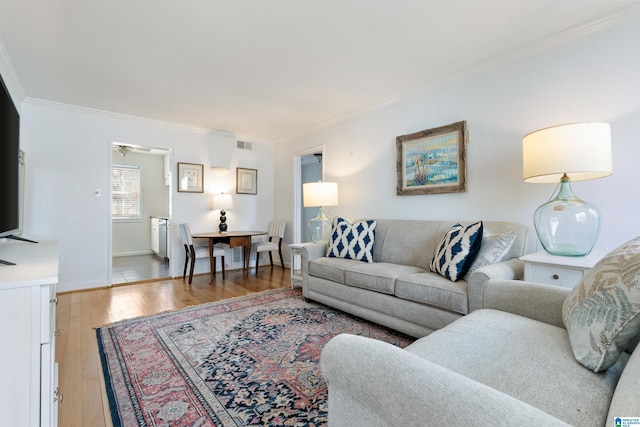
[107,140,174,286]
[292,145,325,245]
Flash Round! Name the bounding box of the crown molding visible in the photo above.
[283,4,640,143]
[22,97,236,137]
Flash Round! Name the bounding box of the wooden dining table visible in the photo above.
[191,230,267,281]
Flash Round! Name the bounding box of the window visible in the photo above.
[112,165,141,218]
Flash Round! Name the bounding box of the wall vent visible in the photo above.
[231,247,243,263]
[237,140,253,150]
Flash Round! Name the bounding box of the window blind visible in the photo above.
[112,165,141,218]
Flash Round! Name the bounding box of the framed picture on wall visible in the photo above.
[396,120,467,196]
[236,167,257,195]
[177,162,204,193]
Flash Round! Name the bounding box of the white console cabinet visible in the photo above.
[0,240,59,427]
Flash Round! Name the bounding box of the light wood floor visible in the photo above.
[55,267,291,427]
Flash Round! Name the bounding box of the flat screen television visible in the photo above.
[0,71,21,239]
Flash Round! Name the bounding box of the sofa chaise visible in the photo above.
[301,219,529,337]
[321,237,640,426]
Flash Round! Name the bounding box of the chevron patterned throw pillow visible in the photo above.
[430,221,483,282]
[327,217,377,263]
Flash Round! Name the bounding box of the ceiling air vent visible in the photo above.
[237,140,253,150]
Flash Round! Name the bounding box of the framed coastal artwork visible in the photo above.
[177,162,204,193]
[396,120,467,196]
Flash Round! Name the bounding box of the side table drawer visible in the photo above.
[528,264,584,288]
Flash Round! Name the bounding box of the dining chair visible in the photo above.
[177,222,225,283]
[253,219,286,270]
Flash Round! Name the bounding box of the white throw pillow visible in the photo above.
[462,231,516,281]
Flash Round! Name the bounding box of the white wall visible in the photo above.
[19,100,275,292]
[276,15,640,260]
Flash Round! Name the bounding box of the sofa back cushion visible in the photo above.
[370,219,528,269]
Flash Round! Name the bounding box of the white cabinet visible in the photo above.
[0,240,59,427]
[151,217,160,254]
[520,248,608,288]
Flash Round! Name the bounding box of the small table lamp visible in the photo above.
[522,122,612,256]
[303,181,339,243]
[212,193,233,232]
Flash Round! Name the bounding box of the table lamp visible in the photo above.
[212,193,233,232]
[522,122,612,256]
[303,181,339,243]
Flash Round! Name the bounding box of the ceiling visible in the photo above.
[0,1,638,141]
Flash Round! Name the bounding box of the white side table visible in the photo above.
[289,243,305,288]
[520,247,608,288]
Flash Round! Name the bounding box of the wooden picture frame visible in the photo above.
[177,162,204,193]
[396,120,467,196]
[236,167,257,195]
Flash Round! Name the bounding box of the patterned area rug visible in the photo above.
[96,288,413,426]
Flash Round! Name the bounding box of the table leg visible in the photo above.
[208,238,214,284]
[244,246,251,273]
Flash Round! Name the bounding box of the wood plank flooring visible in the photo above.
[55,268,291,427]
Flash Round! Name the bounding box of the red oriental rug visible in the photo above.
[96,288,413,426]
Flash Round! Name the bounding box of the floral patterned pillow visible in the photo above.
[562,236,640,372]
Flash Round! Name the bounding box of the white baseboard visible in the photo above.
[112,250,154,257]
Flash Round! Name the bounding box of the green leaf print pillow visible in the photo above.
[563,236,640,372]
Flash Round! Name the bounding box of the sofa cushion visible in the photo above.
[406,309,627,427]
[327,217,377,263]
[563,236,640,372]
[395,273,469,314]
[462,230,516,281]
[430,221,483,281]
[344,262,426,294]
[309,257,362,284]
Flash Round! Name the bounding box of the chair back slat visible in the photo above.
[268,219,286,239]
[177,223,187,245]
[182,223,195,246]
[177,222,195,246]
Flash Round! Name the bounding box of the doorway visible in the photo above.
[293,145,325,245]
[110,142,172,285]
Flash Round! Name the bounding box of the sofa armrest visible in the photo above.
[481,279,570,328]
[467,257,524,312]
[301,242,327,296]
[321,334,570,427]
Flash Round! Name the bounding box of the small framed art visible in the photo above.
[177,162,204,193]
[236,167,257,195]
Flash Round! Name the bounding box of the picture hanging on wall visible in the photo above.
[236,167,257,195]
[396,120,467,196]
[177,162,204,193]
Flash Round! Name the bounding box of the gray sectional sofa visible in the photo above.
[301,219,529,337]
[321,278,640,426]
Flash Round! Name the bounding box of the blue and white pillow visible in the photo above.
[430,221,483,282]
[327,217,377,263]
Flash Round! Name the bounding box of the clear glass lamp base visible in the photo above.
[308,207,332,243]
[534,179,600,257]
